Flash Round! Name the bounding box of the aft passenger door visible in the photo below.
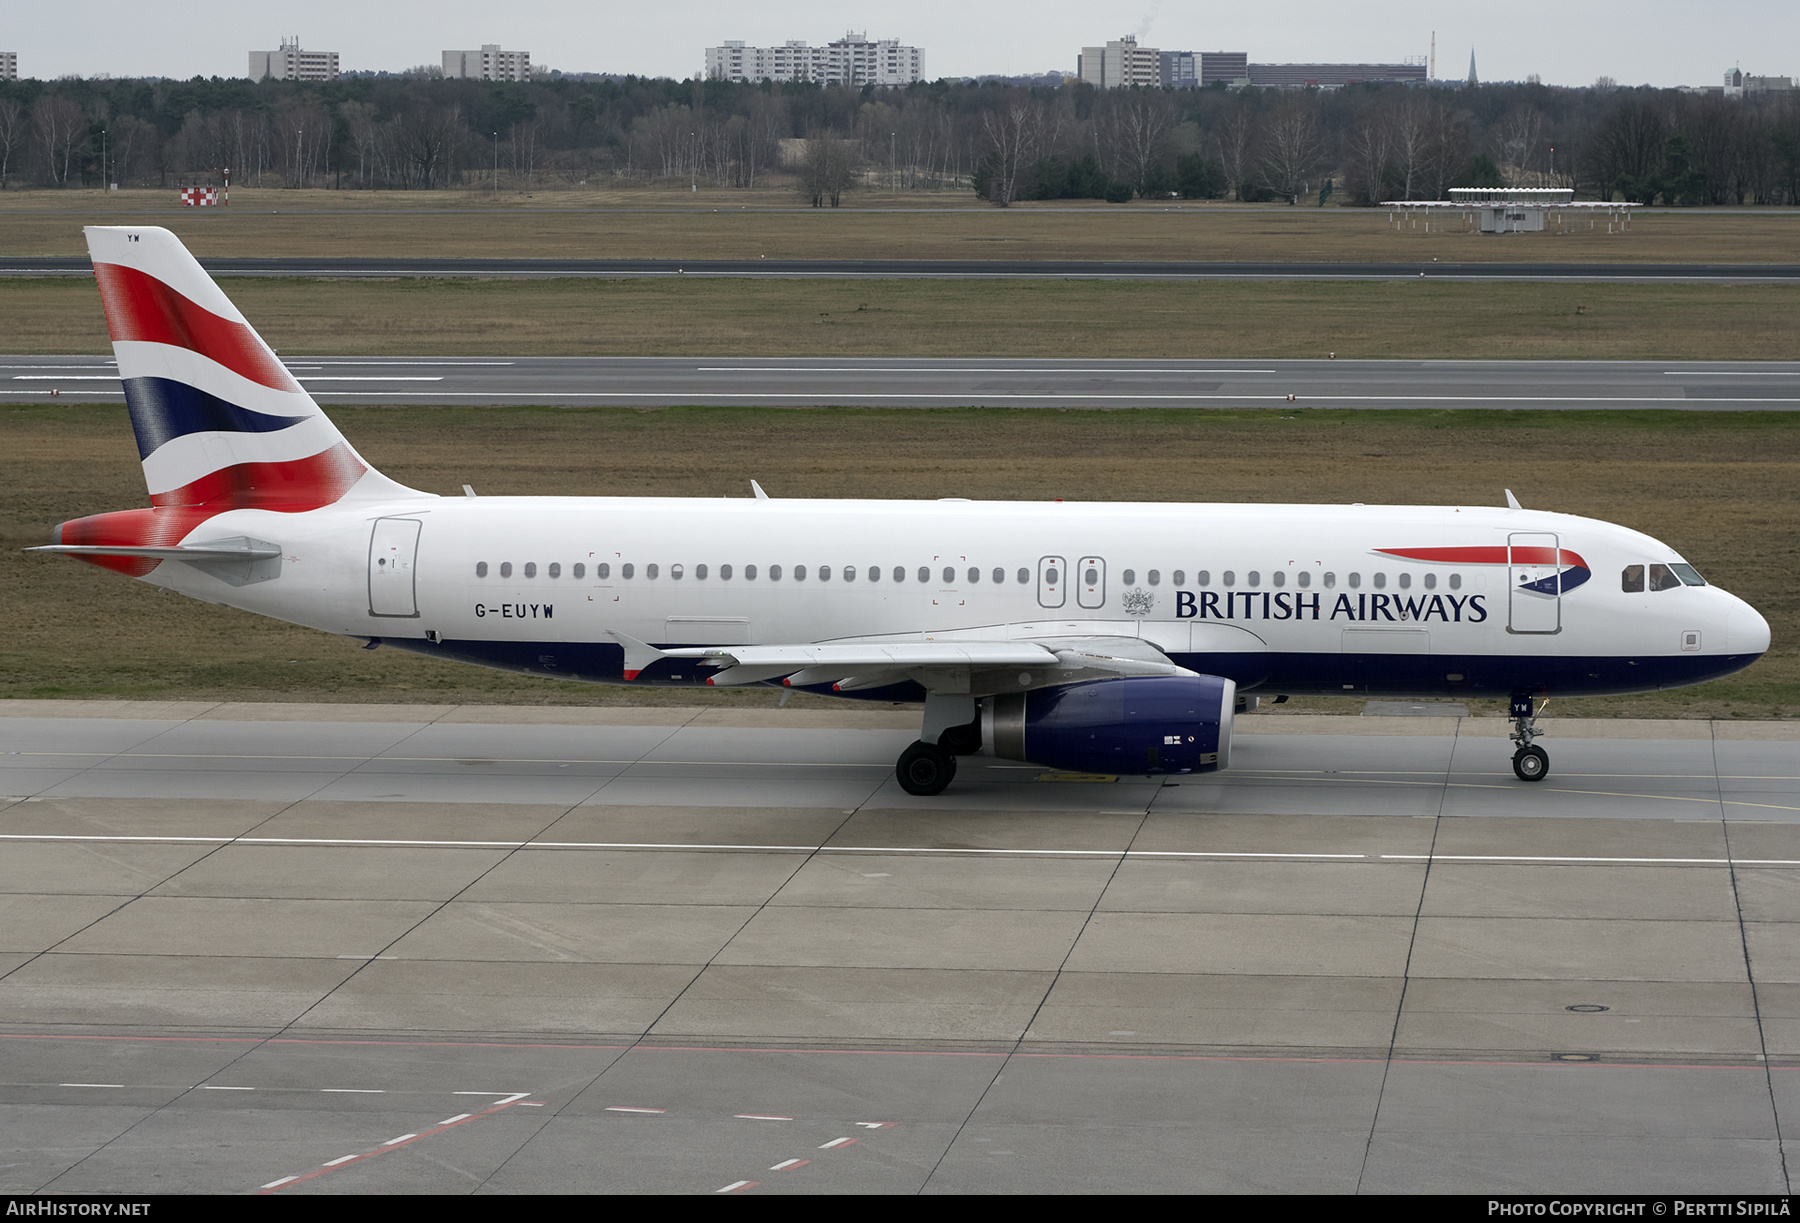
[1076,556,1106,610]
[368,517,421,618]
[1508,531,1561,634]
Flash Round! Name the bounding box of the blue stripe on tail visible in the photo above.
[122,377,310,459]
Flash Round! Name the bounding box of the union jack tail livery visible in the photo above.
[55,227,424,573]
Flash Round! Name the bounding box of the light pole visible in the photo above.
[100,128,107,191]
[493,130,498,192]
[690,132,696,192]
[890,131,896,192]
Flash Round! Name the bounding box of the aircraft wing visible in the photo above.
[623,631,1196,691]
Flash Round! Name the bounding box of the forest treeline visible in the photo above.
[1,73,1797,206]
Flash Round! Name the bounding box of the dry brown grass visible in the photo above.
[6,274,1798,361]
[2,403,1794,717]
[1,186,1795,264]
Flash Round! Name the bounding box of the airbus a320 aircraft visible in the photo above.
[35,227,1771,794]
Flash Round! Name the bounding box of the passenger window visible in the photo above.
[1373,572,1386,589]
[1247,571,1260,587]
[1621,565,1645,592]
[1423,572,1436,590]
[895,567,906,582]
[524,562,537,578]
[1449,574,1461,590]
[745,564,756,580]
[1197,570,1210,586]
[1348,572,1361,589]
[671,564,683,579]
[1671,563,1706,587]
[501,562,512,577]
[646,563,658,579]
[621,563,634,579]
[1272,571,1285,587]
[1222,571,1235,587]
[968,567,980,583]
[1398,572,1411,589]
[770,564,783,581]
[1172,570,1185,587]
[918,567,930,583]
[1649,563,1683,592]
[1122,569,1136,585]
[695,564,707,580]
[943,567,955,584]
[1045,567,1058,585]
[573,563,585,579]
[844,566,856,582]
[1323,572,1335,588]
[794,565,806,581]
[1016,568,1029,584]
[1084,566,1098,585]
[548,562,561,579]
[1297,571,1311,588]
[476,561,488,577]
[1148,569,1160,586]
[866,566,878,583]
[597,563,610,579]
[720,564,732,580]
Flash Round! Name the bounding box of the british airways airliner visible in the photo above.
[35,227,1771,794]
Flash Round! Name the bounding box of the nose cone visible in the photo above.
[1728,597,1772,658]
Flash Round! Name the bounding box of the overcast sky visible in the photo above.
[11,1,1796,88]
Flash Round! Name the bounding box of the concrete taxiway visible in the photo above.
[1,700,1796,1194]
[6,355,1800,411]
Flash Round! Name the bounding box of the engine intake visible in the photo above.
[982,675,1236,776]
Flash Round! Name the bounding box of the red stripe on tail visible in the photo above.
[149,442,366,509]
[93,263,300,393]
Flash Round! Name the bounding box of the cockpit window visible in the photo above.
[1670,563,1707,587]
[1621,564,1645,593]
[1649,563,1683,592]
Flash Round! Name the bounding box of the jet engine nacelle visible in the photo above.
[981,675,1237,776]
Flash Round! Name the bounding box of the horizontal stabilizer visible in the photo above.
[29,539,281,562]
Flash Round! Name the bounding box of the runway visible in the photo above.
[7,355,1800,411]
[2,700,1795,1194]
[7,255,1800,282]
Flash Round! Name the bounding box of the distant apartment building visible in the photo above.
[1200,51,1249,87]
[443,44,531,81]
[1246,61,1427,88]
[0,52,17,82]
[249,37,339,82]
[1078,35,1161,89]
[705,33,923,86]
[1160,50,1196,88]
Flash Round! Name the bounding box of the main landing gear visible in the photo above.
[1509,692,1550,782]
[896,694,982,797]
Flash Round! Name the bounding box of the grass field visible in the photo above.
[1,186,1795,264]
[6,274,1799,361]
[2,403,1794,718]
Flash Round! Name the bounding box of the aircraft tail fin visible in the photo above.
[83,225,422,511]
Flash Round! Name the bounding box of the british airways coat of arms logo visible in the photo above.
[1122,587,1155,616]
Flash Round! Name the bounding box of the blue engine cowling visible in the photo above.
[981,675,1237,776]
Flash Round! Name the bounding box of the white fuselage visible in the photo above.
[140,495,1770,702]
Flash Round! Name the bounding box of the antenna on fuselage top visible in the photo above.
[1504,489,1523,510]
[751,480,770,500]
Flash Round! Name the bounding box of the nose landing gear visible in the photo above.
[1509,692,1549,782]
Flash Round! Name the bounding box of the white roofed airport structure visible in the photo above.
[1385,188,1639,234]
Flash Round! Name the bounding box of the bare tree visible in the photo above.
[33,95,86,187]
[1107,91,1173,193]
[1494,106,1546,187]
[1257,97,1324,204]
[339,101,379,189]
[1216,104,1258,201]
[978,92,1049,207]
[1346,111,1393,203]
[1590,95,1668,200]
[0,99,23,189]
[796,133,855,206]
